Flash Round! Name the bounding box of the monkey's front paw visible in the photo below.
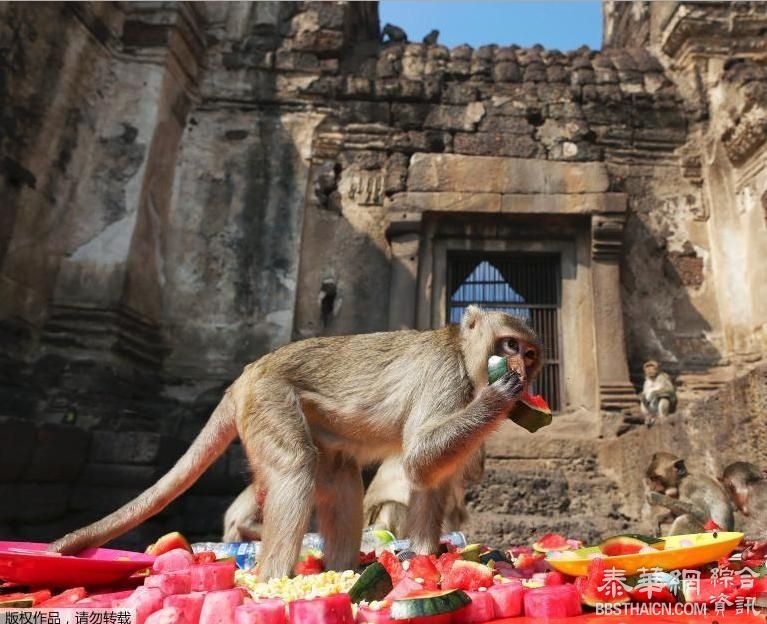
[492,370,524,402]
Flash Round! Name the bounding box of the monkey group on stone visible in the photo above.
[645,452,734,535]
[51,306,542,580]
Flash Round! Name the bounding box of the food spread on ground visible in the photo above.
[1,529,766,623]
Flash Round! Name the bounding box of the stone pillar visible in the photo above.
[386,215,422,330]
[591,213,638,411]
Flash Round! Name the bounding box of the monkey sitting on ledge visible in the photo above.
[645,452,734,535]
[50,306,542,580]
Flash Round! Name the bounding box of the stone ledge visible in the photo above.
[386,192,626,215]
[407,153,610,194]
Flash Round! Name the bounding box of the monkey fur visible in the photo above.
[50,306,542,580]
[645,452,734,535]
[721,461,767,539]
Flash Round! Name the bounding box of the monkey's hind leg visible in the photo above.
[405,483,450,555]
[315,452,364,571]
[242,386,318,581]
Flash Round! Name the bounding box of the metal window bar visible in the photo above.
[447,253,562,411]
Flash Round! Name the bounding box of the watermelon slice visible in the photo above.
[39,587,88,607]
[509,392,552,433]
[451,590,494,624]
[349,562,393,603]
[145,571,192,596]
[385,577,426,601]
[434,553,461,577]
[682,577,747,604]
[289,593,354,624]
[629,571,678,604]
[190,562,236,592]
[146,607,189,624]
[123,587,165,624]
[200,589,244,624]
[379,551,406,585]
[390,589,470,620]
[77,590,134,608]
[441,561,493,591]
[147,532,192,556]
[402,556,440,590]
[164,593,206,624]
[356,605,393,624]
[578,557,630,607]
[598,535,664,557]
[524,584,582,618]
[532,533,570,553]
[235,599,286,624]
[0,590,52,606]
[488,582,524,619]
[154,549,196,573]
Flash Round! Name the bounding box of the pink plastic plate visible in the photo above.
[0,541,154,587]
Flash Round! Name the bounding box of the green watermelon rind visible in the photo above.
[389,589,471,619]
[349,562,393,604]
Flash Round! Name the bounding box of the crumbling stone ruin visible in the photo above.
[1,1,766,547]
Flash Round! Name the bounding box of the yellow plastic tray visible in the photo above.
[545,532,743,577]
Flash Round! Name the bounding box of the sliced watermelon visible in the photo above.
[235,599,286,624]
[195,551,218,564]
[295,554,324,576]
[509,392,552,433]
[386,577,426,601]
[682,577,747,604]
[190,562,236,592]
[356,604,393,624]
[145,607,189,624]
[154,548,196,573]
[147,532,192,556]
[145,571,192,596]
[349,563,393,604]
[512,552,545,570]
[123,587,165,624]
[441,561,493,591]
[289,593,354,624]
[200,589,244,624]
[524,584,582,618]
[488,582,524,619]
[403,556,440,590]
[164,593,206,624]
[434,553,461,577]
[451,590,494,624]
[578,558,630,607]
[599,535,664,557]
[77,590,134,608]
[532,533,570,553]
[390,589,470,620]
[379,551,406,585]
[629,571,678,604]
[0,590,52,606]
[39,587,88,607]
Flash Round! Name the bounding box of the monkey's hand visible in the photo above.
[489,371,525,408]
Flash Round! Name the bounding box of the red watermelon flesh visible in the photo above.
[580,557,630,605]
[39,588,88,607]
[235,599,286,624]
[434,553,461,578]
[403,556,440,590]
[164,593,206,624]
[200,589,243,624]
[385,577,426,601]
[190,562,236,592]
[147,532,192,556]
[145,571,192,596]
[488,582,524,618]
[356,605,393,624]
[683,577,747,604]
[379,551,406,585]
[532,533,570,552]
[78,590,134,608]
[289,594,354,624]
[123,587,165,624]
[452,590,494,624]
[154,549,195,573]
[520,393,551,413]
[442,561,494,592]
[524,585,582,618]
[145,607,189,624]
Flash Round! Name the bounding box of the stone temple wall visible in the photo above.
[1,1,767,547]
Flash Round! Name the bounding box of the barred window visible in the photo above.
[447,252,562,411]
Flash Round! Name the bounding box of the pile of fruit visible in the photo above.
[2,530,766,623]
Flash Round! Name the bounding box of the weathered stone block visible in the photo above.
[478,115,533,134]
[453,132,544,158]
[425,104,486,132]
[391,103,431,130]
[384,153,410,195]
[275,50,319,72]
[444,83,479,104]
[69,484,143,513]
[389,131,450,154]
[78,462,156,487]
[0,418,36,482]
[90,431,186,466]
[181,495,232,534]
[466,468,570,516]
[338,101,389,125]
[500,193,626,215]
[388,192,501,214]
[24,424,90,482]
[0,483,71,522]
[408,153,610,194]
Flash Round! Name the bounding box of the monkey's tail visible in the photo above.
[50,393,238,553]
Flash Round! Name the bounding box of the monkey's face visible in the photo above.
[493,333,541,387]
[644,364,658,379]
[645,453,685,495]
[722,477,750,515]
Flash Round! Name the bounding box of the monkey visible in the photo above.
[720,462,767,539]
[382,23,408,44]
[645,452,734,535]
[50,306,542,580]
[422,30,440,46]
[640,360,677,426]
[222,447,484,542]
[363,447,484,538]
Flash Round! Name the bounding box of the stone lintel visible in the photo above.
[385,211,423,240]
[407,153,610,195]
[387,192,626,216]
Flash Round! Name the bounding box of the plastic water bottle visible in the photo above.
[384,531,467,553]
[191,541,261,570]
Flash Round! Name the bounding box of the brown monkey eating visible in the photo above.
[50,305,542,579]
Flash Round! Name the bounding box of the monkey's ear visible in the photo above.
[461,305,484,332]
[673,459,687,477]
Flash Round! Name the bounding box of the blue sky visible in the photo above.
[379,1,603,51]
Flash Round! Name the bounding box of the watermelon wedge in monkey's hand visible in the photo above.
[509,392,552,433]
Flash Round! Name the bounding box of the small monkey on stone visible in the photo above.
[640,360,677,426]
[382,23,408,44]
[645,452,734,535]
[51,306,542,580]
[720,461,767,539]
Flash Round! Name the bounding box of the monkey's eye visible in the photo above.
[524,348,537,364]
[500,337,520,355]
